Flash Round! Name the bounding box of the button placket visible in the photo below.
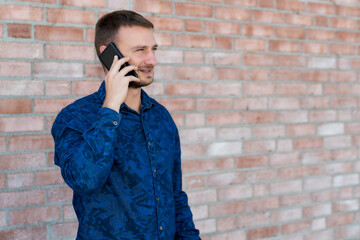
[142,115,161,235]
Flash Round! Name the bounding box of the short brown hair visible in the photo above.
[94,10,154,57]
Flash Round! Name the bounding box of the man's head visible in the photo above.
[95,10,158,88]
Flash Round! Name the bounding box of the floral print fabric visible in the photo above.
[51,82,200,240]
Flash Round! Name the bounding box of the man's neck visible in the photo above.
[124,87,142,114]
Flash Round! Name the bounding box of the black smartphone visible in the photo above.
[99,42,138,78]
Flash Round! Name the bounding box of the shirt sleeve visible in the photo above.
[51,107,121,194]
[173,128,201,240]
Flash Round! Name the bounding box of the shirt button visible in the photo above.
[159,226,163,231]
[154,169,157,173]
[148,141,151,146]
[113,121,118,126]
[157,197,160,202]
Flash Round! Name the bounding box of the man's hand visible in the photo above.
[102,55,140,112]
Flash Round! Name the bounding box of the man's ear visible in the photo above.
[99,45,107,54]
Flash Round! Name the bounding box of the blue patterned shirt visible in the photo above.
[51,82,200,240]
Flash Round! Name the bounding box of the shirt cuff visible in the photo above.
[94,107,122,129]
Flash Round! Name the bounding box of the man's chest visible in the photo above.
[112,113,175,182]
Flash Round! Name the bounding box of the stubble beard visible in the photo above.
[129,65,154,89]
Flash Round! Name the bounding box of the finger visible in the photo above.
[109,56,130,75]
[118,65,138,77]
[127,76,140,82]
[123,75,140,83]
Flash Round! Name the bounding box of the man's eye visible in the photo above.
[136,49,144,52]
[152,47,158,51]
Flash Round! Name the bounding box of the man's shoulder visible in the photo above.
[60,91,101,117]
[151,98,167,113]
[147,96,178,131]
[69,91,101,111]
[148,96,172,117]
[52,91,102,133]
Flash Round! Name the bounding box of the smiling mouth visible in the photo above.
[139,69,152,74]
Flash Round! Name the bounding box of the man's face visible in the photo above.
[113,26,158,88]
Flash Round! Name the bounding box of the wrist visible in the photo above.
[102,99,121,113]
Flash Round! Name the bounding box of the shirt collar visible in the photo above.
[140,88,155,110]
[97,81,155,111]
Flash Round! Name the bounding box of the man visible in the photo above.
[51,10,201,240]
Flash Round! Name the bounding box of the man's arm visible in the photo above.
[173,129,201,239]
[52,55,140,194]
[52,107,120,194]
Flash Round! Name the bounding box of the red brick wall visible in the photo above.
[1,0,360,239]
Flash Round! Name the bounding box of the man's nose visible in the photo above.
[145,50,157,66]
